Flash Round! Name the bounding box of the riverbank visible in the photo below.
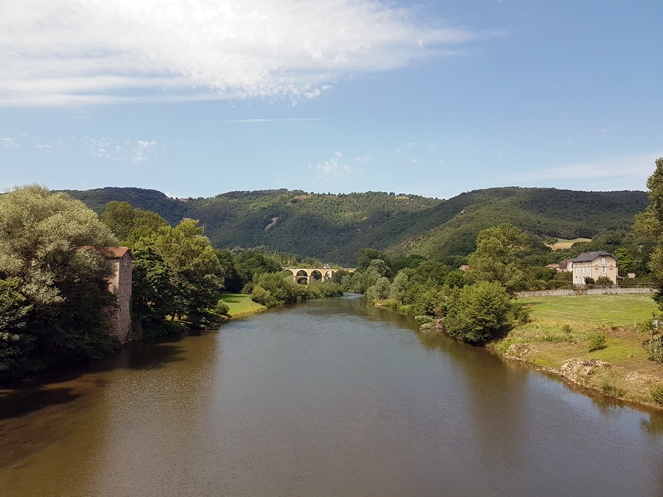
[220,293,267,318]
[378,292,663,410]
[492,294,663,409]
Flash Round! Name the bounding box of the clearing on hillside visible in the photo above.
[545,237,592,250]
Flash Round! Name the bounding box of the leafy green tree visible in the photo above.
[390,272,410,303]
[357,249,390,273]
[365,277,391,302]
[444,281,511,345]
[614,247,634,274]
[135,219,223,323]
[102,201,136,241]
[126,209,170,245]
[0,278,35,379]
[467,224,529,293]
[130,247,176,332]
[214,249,244,293]
[0,186,118,381]
[235,252,282,286]
[635,158,663,307]
[102,201,170,246]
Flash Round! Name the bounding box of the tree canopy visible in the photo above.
[0,186,119,381]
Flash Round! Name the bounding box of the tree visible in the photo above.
[0,186,118,381]
[466,224,529,293]
[635,158,663,308]
[215,249,243,293]
[365,277,391,302]
[444,281,511,345]
[390,272,409,303]
[135,219,223,323]
[102,202,170,246]
[613,247,634,275]
[130,247,177,332]
[102,201,135,241]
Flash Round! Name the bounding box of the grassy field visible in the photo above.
[220,293,266,317]
[495,293,663,408]
[544,237,592,250]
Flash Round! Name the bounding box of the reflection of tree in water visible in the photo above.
[640,411,663,436]
[422,329,530,480]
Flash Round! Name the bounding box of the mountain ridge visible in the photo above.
[63,186,649,264]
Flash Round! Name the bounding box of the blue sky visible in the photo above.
[1,0,661,199]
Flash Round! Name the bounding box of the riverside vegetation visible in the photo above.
[0,187,340,383]
[3,158,662,396]
[344,158,663,409]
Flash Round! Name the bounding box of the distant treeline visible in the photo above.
[64,186,648,265]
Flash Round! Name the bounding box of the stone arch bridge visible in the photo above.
[284,267,355,285]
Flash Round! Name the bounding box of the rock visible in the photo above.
[504,343,531,360]
[560,358,611,385]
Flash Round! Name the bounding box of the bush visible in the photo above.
[595,276,614,287]
[588,333,607,352]
[445,281,511,345]
[584,277,595,285]
[651,385,663,405]
[509,302,531,324]
[642,336,663,363]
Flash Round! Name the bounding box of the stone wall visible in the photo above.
[516,287,655,298]
[105,249,132,343]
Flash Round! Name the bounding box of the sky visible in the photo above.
[1,0,662,199]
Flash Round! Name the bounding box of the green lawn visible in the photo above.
[496,293,663,406]
[220,293,266,317]
[519,293,658,328]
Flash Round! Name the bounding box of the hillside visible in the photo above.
[64,187,648,264]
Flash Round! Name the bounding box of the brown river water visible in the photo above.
[1,293,663,497]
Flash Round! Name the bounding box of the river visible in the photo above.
[1,294,663,496]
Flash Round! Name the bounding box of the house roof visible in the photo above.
[80,246,131,259]
[101,246,131,259]
[570,251,615,263]
[558,258,571,269]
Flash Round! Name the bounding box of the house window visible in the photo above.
[602,257,606,265]
[602,266,606,274]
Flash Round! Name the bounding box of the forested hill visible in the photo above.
[64,187,648,264]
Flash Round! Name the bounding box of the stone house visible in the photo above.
[100,247,132,343]
[570,251,618,286]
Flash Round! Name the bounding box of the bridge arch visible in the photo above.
[283,267,356,285]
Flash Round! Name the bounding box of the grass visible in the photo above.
[219,293,266,317]
[544,237,592,250]
[495,293,663,408]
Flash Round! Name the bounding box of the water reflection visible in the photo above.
[0,295,662,497]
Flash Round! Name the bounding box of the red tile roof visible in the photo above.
[80,246,131,258]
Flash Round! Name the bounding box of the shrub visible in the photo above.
[595,276,614,288]
[445,281,511,345]
[651,385,663,405]
[214,299,230,316]
[509,302,531,324]
[562,324,572,334]
[584,277,595,285]
[588,333,607,352]
[642,337,663,363]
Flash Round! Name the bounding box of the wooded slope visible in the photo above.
[64,187,648,264]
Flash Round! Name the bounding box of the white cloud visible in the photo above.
[0,0,481,107]
[354,155,371,163]
[316,157,351,180]
[508,152,663,183]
